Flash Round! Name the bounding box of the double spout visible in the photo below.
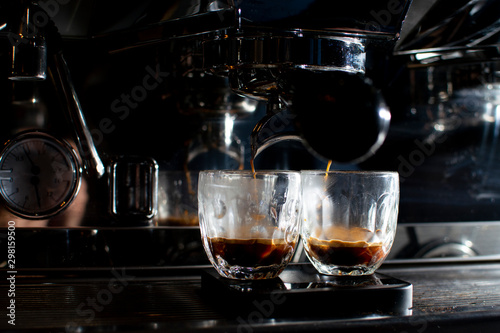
[250,70,391,164]
[199,0,412,164]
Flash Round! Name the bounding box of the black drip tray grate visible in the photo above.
[201,265,413,319]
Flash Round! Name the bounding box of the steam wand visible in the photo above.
[49,51,106,178]
[7,1,105,179]
[43,5,155,223]
[49,52,106,179]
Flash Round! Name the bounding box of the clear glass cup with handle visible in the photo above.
[198,170,302,280]
[301,170,399,276]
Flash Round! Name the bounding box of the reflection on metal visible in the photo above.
[109,156,158,224]
[8,2,47,80]
[50,53,106,179]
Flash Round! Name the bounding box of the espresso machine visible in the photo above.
[0,0,499,269]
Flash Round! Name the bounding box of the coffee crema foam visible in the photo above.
[306,237,385,266]
[305,226,386,267]
[311,226,382,242]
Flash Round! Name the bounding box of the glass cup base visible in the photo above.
[215,266,285,280]
[310,261,378,276]
[213,260,286,280]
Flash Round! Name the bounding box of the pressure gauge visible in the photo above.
[0,131,82,219]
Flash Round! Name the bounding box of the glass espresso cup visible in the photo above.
[156,171,199,226]
[301,171,399,276]
[198,170,302,280]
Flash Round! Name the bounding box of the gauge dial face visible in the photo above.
[0,132,81,219]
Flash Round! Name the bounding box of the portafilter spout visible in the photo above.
[251,71,391,164]
[290,70,391,164]
[200,0,412,164]
[250,94,302,164]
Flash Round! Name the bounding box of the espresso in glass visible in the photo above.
[301,171,399,276]
[198,170,302,280]
[306,237,385,267]
[209,237,295,265]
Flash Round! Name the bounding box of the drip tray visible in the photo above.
[201,264,412,319]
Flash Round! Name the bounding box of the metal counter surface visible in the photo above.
[2,262,500,332]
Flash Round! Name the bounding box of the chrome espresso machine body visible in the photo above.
[0,0,499,268]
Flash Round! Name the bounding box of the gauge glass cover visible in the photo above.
[0,132,81,219]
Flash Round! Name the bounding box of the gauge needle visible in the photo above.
[31,176,42,208]
[24,147,42,208]
[23,147,41,175]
